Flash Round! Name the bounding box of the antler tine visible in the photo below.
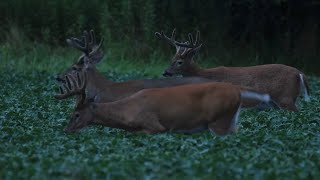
[66,35,89,55]
[89,29,96,46]
[171,28,176,41]
[81,35,88,53]
[69,29,103,57]
[89,37,104,56]
[76,72,87,105]
[54,85,69,100]
[175,30,202,48]
[67,30,102,55]
[175,41,194,48]
[70,37,85,47]
[83,31,90,54]
[75,72,85,91]
[80,71,88,91]
[66,37,82,50]
[76,72,82,88]
[188,33,194,46]
[155,29,178,47]
[194,31,200,46]
[59,86,64,94]
[54,73,84,100]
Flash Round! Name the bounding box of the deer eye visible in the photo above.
[75,113,80,118]
[72,67,77,71]
[176,61,184,66]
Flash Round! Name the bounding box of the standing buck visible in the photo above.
[56,72,271,135]
[155,29,310,112]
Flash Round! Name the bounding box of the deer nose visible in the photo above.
[163,71,173,77]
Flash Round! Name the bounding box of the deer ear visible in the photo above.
[184,44,202,59]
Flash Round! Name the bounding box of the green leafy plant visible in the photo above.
[0,61,319,179]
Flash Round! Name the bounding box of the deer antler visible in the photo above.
[155,29,201,51]
[66,30,104,55]
[175,30,201,49]
[66,31,90,55]
[155,29,190,49]
[89,36,104,57]
[54,72,87,105]
[155,28,178,47]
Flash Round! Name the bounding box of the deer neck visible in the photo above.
[85,67,114,99]
[182,62,204,77]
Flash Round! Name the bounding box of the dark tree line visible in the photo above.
[0,0,319,73]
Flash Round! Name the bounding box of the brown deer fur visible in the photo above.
[60,73,271,135]
[155,30,310,112]
[56,30,276,110]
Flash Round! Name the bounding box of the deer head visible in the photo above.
[56,30,104,84]
[65,102,96,133]
[55,71,96,133]
[155,29,202,77]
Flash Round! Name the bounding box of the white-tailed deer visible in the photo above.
[56,30,216,103]
[155,29,311,112]
[56,30,220,102]
[56,30,276,109]
[57,72,271,135]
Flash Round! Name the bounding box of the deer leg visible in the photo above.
[254,100,281,111]
[277,97,298,112]
[208,118,233,136]
[208,105,241,136]
[134,112,166,134]
[276,79,301,112]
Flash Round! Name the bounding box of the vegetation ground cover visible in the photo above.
[0,53,319,179]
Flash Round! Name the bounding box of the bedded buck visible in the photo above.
[155,29,310,111]
[56,72,271,135]
[55,30,215,103]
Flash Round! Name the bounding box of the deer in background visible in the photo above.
[155,29,311,112]
[56,71,271,135]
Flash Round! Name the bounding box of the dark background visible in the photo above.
[1,0,319,74]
